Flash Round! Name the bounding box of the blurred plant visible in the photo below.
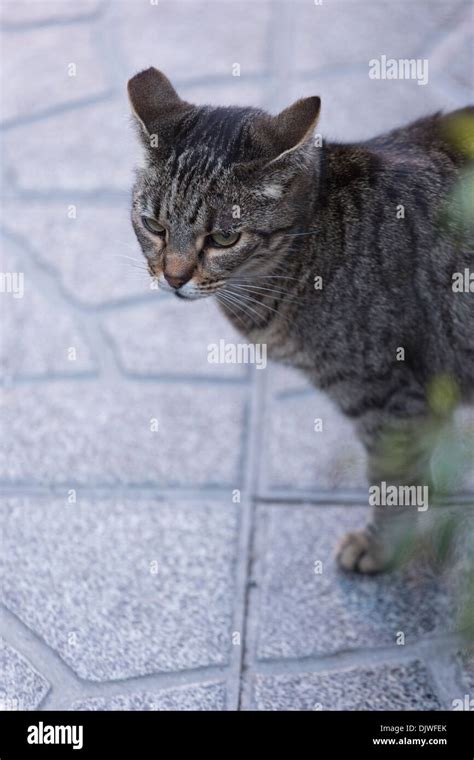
[428,110,474,649]
[425,375,473,650]
[441,109,474,232]
[376,373,474,649]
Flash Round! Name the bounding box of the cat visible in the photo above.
[128,67,474,573]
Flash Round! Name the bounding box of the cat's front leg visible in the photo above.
[337,505,416,573]
[337,401,442,574]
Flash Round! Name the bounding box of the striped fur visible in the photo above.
[129,68,474,572]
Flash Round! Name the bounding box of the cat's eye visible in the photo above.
[207,231,241,248]
[142,216,166,235]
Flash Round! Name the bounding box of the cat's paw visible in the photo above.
[336,530,388,574]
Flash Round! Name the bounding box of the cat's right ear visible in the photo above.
[267,96,321,164]
[127,67,189,138]
[235,96,321,180]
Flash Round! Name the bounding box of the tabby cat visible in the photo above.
[128,67,473,573]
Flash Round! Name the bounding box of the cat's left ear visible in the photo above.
[268,96,321,164]
[127,67,191,139]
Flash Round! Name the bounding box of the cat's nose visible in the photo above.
[164,273,191,289]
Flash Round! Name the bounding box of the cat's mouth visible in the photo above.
[175,290,204,300]
[155,274,221,300]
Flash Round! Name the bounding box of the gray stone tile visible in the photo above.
[71,682,227,710]
[458,651,474,693]
[445,34,474,93]
[427,8,473,93]
[2,201,151,307]
[0,638,50,710]
[266,362,311,397]
[102,298,250,379]
[249,661,442,710]
[1,495,238,680]
[112,0,271,81]
[0,0,101,26]
[0,381,245,487]
[290,0,466,74]
[3,98,137,193]
[262,388,367,491]
[0,239,97,378]
[1,24,110,123]
[253,504,453,660]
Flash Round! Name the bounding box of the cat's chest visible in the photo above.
[247,320,310,368]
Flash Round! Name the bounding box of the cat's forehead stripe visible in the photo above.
[161,149,226,227]
[138,107,263,230]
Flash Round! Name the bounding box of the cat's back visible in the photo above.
[365,106,473,166]
[317,107,474,398]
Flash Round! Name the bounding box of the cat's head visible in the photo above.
[128,67,320,300]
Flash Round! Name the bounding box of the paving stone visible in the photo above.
[0,238,97,378]
[0,381,245,487]
[249,661,442,711]
[71,682,227,710]
[112,0,271,81]
[266,362,311,397]
[426,4,473,93]
[0,0,102,26]
[458,651,474,693]
[2,201,151,307]
[253,504,453,660]
[0,638,50,710]
[1,495,238,680]
[262,389,367,491]
[102,298,250,378]
[290,0,465,74]
[443,33,474,92]
[1,24,110,123]
[3,98,137,193]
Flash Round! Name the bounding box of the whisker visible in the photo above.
[220,288,272,324]
[235,274,304,282]
[225,287,292,324]
[221,289,265,323]
[279,229,319,238]
[230,282,302,303]
[216,291,248,326]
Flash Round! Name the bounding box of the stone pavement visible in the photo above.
[0,0,473,711]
